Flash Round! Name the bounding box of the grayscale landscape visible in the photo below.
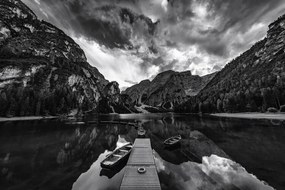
[0,0,285,190]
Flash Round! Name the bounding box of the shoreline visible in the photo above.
[211,113,285,120]
[0,116,58,122]
[1,112,284,122]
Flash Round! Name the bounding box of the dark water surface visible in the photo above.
[0,113,285,190]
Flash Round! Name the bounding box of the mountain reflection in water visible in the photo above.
[0,113,284,190]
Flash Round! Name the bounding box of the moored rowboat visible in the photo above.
[137,127,146,137]
[164,135,181,146]
[100,143,133,169]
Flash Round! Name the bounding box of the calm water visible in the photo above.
[0,113,285,190]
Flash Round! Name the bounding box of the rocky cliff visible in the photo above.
[98,81,133,113]
[123,70,216,110]
[175,14,285,113]
[0,0,116,116]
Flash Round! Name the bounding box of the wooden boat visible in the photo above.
[99,157,128,178]
[164,135,182,146]
[100,143,133,169]
[137,127,146,137]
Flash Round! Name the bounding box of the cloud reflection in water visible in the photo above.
[154,151,275,190]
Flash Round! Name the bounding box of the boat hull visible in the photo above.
[100,143,132,169]
[164,135,182,147]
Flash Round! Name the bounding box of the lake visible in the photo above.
[0,113,284,190]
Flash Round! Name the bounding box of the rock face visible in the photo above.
[98,81,133,113]
[122,79,151,105]
[123,70,216,110]
[0,0,113,116]
[176,14,285,113]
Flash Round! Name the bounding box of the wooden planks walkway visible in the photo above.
[120,139,161,190]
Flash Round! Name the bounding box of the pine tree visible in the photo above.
[6,97,17,117]
[35,100,41,116]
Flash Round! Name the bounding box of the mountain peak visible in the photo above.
[124,70,216,109]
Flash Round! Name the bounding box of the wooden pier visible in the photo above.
[120,138,161,190]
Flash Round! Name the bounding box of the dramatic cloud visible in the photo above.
[73,36,157,87]
[23,0,285,88]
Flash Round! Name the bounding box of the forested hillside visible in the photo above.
[123,70,215,111]
[0,0,109,116]
[175,15,285,113]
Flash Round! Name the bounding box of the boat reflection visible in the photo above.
[72,136,130,190]
[99,158,128,179]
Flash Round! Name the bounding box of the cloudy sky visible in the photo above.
[23,0,285,88]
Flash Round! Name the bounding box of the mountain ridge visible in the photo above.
[123,70,216,111]
[175,13,285,113]
[0,0,124,116]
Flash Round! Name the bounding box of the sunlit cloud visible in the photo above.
[73,36,158,88]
